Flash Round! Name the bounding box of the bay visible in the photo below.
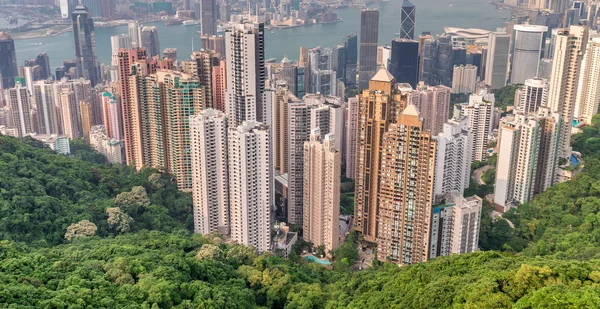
[14,0,510,71]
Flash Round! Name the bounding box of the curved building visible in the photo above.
[510,25,548,85]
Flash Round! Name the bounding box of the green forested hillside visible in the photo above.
[2,130,600,308]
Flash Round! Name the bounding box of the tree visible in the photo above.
[106,207,134,233]
[115,186,151,211]
[195,244,223,261]
[64,220,97,240]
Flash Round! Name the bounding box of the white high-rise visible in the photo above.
[485,31,510,89]
[547,25,588,158]
[451,64,478,94]
[433,117,472,201]
[225,22,265,125]
[429,192,482,259]
[6,83,33,137]
[303,130,341,256]
[345,96,358,179]
[190,109,230,235]
[494,108,561,209]
[575,37,600,125]
[32,80,59,135]
[509,24,548,84]
[228,121,272,252]
[457,90,495,162]
[514,77,548,114]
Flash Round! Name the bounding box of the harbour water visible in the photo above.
[14,0,510,70]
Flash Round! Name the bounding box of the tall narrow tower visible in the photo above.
[358,9,379,91]
[0,32,17,89]
[200,0,217,36]
[575,37,600,124]
[72,2,99,86]
[400,0,416,40]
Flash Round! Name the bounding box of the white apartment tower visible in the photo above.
[575,37,600,125]
[457,90,495,161]
[225,22,265,125]
[6,83,33,137]
[429,192,482,259]
[303,130,341,255]
[451,64,478,94]
[433,117,472,200]
[494,108,561,209]
[547,25,588,158]
[515,77,548,114]
[345,96,358,179]
[190,109,230,235]
[32,80,59,135]
[228,121,273,252]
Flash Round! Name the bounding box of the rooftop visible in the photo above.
[371,68,395,83]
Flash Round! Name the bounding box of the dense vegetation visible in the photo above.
[3,123,600,308]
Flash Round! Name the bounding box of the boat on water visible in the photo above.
[449,4,454,7]
[182,20,200,26]
[165,20,183,26]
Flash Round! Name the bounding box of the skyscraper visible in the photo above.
[212,59,227,112]
[6,83,33,137]
[575,37,600,124]
[225,22,266,125]
[343,34,358,87]
[190,109,229,235]
[509,25,548,84]
[419,36,437,85]
[484,31,510,89]
[200,0,217,36]
[308,47,336,96]
[515,77,548,114]
[451,64,478,94]
[228,121,272,252]
[433,117,472,200]
[0,32,18,89]
[80,100,92,142]
[72,3,100,86]
[303,130,341,256]
[457,90,495,162]
[400,0,416,40]
[376,104,436,265]
[101,91,121,139]
[59,88,80,139]
[33,80,60,135]
[128,22,141,48]
[547,25,588,158]
[389,39,419,88]
[140,26,161,58]
[345,96,358,179]
[407,83,451,136]
[494,108,561,209]
[354,68,406,243]
[358,9,379,91]
[429,192,482,259]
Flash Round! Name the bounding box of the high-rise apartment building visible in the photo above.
[228,121,273,252]
[433,117,472,200]
[354,68,406,242]
[509,25,548,84]
[400,0,416,40]
[225,22,266,125]
[32,80,60,135]
[200,35,226,55]
[303,130,341,256]
[515,77,548,114]
[547,25,588,158]
[494,108,561,209]
[358,9,379,91]
[484,31,510,89]
[457,90,495,162]
[80,100,92,142]
[72,3,99,86]
[117,48,148,169]
[429,192,482,259]
[140,26,161,58]
[200,0,217,36]
[0,32,18,89]
[6,84,33,137]
[407,83,451,136]
[377,104,436,265]
[89,125,123,164]
[190,109,229,235]
[575,37,600,124]
[182,50,219,109]
[101,91,121,139]
[389,39,419,88]
[451,64,478,94]
[211,59,227,112]
[345,96,358,179]
[59,88,80,139]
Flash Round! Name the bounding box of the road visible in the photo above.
[472,165,493,185]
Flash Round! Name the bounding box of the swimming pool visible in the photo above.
[305,255,331,265]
